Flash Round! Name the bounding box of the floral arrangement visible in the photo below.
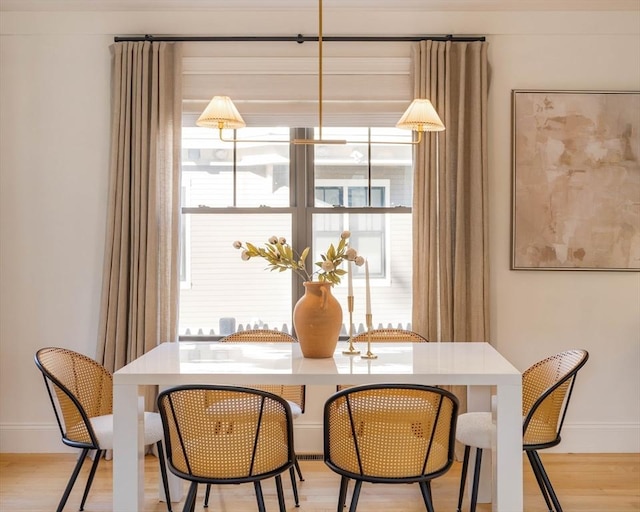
[233,231,364,285]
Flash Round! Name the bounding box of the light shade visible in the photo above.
[196,95,246,130]
[396,99,445,132]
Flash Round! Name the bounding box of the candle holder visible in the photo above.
[360,313,378,359]
[342,296,360,355]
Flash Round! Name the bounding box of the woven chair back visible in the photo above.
[157,385,294,482]
[221,329,304,412]
[35,347,112,448]
[522,349,589,447]
[223,329,297,343]
[350,328,428,343]
[324,384,458,481]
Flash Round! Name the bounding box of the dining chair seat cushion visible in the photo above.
[89,411,164,450]
[287,400,302,418]
[455,412,494,450]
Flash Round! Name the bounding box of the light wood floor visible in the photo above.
[1,453,638,511]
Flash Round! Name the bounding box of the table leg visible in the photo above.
[467,385,492,503]
[113,384,144,512]
[493,383,523,512]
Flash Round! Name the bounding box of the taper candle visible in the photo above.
[365,259,371,315]
[348,260,353,297]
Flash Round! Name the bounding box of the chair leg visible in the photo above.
[204,483,211,507]
[204,471,298,510]
[289,465,300,507]
[348,480,362,512]
[275,475,286,512]
[183,482,198,512]
[469,448,483,512]
[526,450,553,511]
[529,450,563,512]
[337,476,349,511]
[79,449,102,511]
[254,481,266,512]
[457,445,471,512]
[419,481,435,512]
[294,455,305,481]
[156,441,173,512]
[56,448,90,512]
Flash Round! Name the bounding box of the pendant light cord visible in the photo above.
[318,0,324,140]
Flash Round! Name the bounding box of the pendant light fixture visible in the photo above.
[196,0,445,144]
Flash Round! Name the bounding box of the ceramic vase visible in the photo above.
[293,281,342,358]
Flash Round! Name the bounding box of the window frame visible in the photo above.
[179,127,412,340]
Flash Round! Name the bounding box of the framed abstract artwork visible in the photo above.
[511,90,640,271]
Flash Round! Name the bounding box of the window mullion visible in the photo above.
[291,128,310,330]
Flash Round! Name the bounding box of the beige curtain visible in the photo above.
[98,41,182,379]
[411,40,489,409]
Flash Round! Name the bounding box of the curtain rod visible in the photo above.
[113,34,485,43]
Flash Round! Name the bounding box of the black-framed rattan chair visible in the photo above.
[205,329,304,507]
[221,329,306,417]
[337,329,428,391]
[324,383,459,512]
[34,347,172,512]
[456,349,589,512]
[157,384,295,512]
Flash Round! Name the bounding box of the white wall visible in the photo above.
[1,3,638,453]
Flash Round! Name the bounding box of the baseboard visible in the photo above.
[2,421,639,454]
[0,423,75,453]
[544,422,640,453]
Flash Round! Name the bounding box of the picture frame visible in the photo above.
[511,90,640,271]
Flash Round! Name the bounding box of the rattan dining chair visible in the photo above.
[324,383,459,512]
[455,349,589,512]
[205,329,304,507]
[34,347,172,512]
[337,329,428,391]
[157,384,295,512]
[221,329,306,417]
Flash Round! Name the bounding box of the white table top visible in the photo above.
[114,341,520,386]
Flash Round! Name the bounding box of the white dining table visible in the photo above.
[113,341,522,511]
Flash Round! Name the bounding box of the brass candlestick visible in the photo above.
[360,313,378,359]
[342,295,360,355]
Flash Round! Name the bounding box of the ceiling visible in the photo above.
[1,0,638,11]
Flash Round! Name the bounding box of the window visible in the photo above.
[179,125,413,338]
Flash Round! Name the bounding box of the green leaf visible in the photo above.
[300,247,310,264]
